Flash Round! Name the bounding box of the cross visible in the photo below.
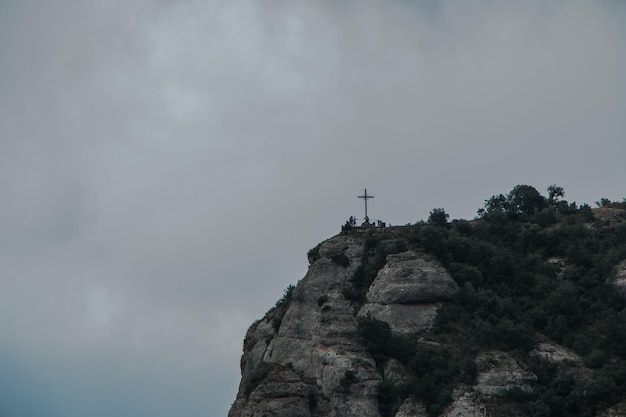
[358,188,374,220]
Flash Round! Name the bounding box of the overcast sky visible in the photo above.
[0,0,625,416]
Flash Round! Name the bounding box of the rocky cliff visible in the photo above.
[229,231,456,417]
[228,205,626,417]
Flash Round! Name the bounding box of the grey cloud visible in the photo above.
[0,0,625,416]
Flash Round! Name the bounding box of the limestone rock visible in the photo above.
[317,236,364,260]
[382,359,411,385]
[546,257,567,276]
[358,303,439,335]
[366,252,459,304]
[441,389,487,417]
[531,341,583,365]
[610,259,626,297]
[395,397,428,417]
[475,352,536,396]
[241,318,276,380]
[230,236,381,417]
[243,367,312,417]
[358,252,458,334]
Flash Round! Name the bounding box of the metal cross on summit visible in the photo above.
[358,188,374,221]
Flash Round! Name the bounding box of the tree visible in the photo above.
[478,186,547,219]
[547,184,565,207]
[477,194,508,219]
[508,185,547,217]
[428,208,450,227]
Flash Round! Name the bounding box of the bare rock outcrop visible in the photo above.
[531,341,583,365]
[229,235,459,417]
[475,352,537,396]
[396,397,429,417]
[229,235,381,417]
[610,259,626,297]
[441,390,487,417]
[597,400,626,417]
[383,359,412,385]
[243,366,313,417]
[365,252,459,304]
[358,251,459,334]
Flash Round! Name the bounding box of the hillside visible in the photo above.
[228,185,626,417]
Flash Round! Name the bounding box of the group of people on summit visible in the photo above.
[345,215,374,229]
[348,215,370,226]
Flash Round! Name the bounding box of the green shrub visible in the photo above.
[428,208,450,227]
[339,369,358,392]
[584,349,608,369]
[344,237,410,305]
[377,381,407,417]
[307,245,321,263]
[271,285,295,332]
[357,315,393,363]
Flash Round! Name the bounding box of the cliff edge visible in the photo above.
[228,231,460,417]
[229,203,626,417]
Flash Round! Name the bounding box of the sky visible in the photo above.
[0,0,625,416]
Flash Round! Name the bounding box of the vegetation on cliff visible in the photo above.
[344,184,626,417]
[234,184,626,417]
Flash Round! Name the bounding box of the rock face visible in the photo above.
[610,259,626,297]
[229,235,380,417]
[441,390,487,417]
[530,341,583,365]
[474,352,537,396]
[395,397,429,417]
[439,352,535,417]
[227,231,625,417]
[364,252,458,304]
[228,234,457,417]
[358,251,459,335]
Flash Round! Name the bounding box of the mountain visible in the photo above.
[228,186,626,417]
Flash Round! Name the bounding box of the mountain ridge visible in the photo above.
[228,185,626,417]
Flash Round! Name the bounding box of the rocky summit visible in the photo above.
[228,189,626,417]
